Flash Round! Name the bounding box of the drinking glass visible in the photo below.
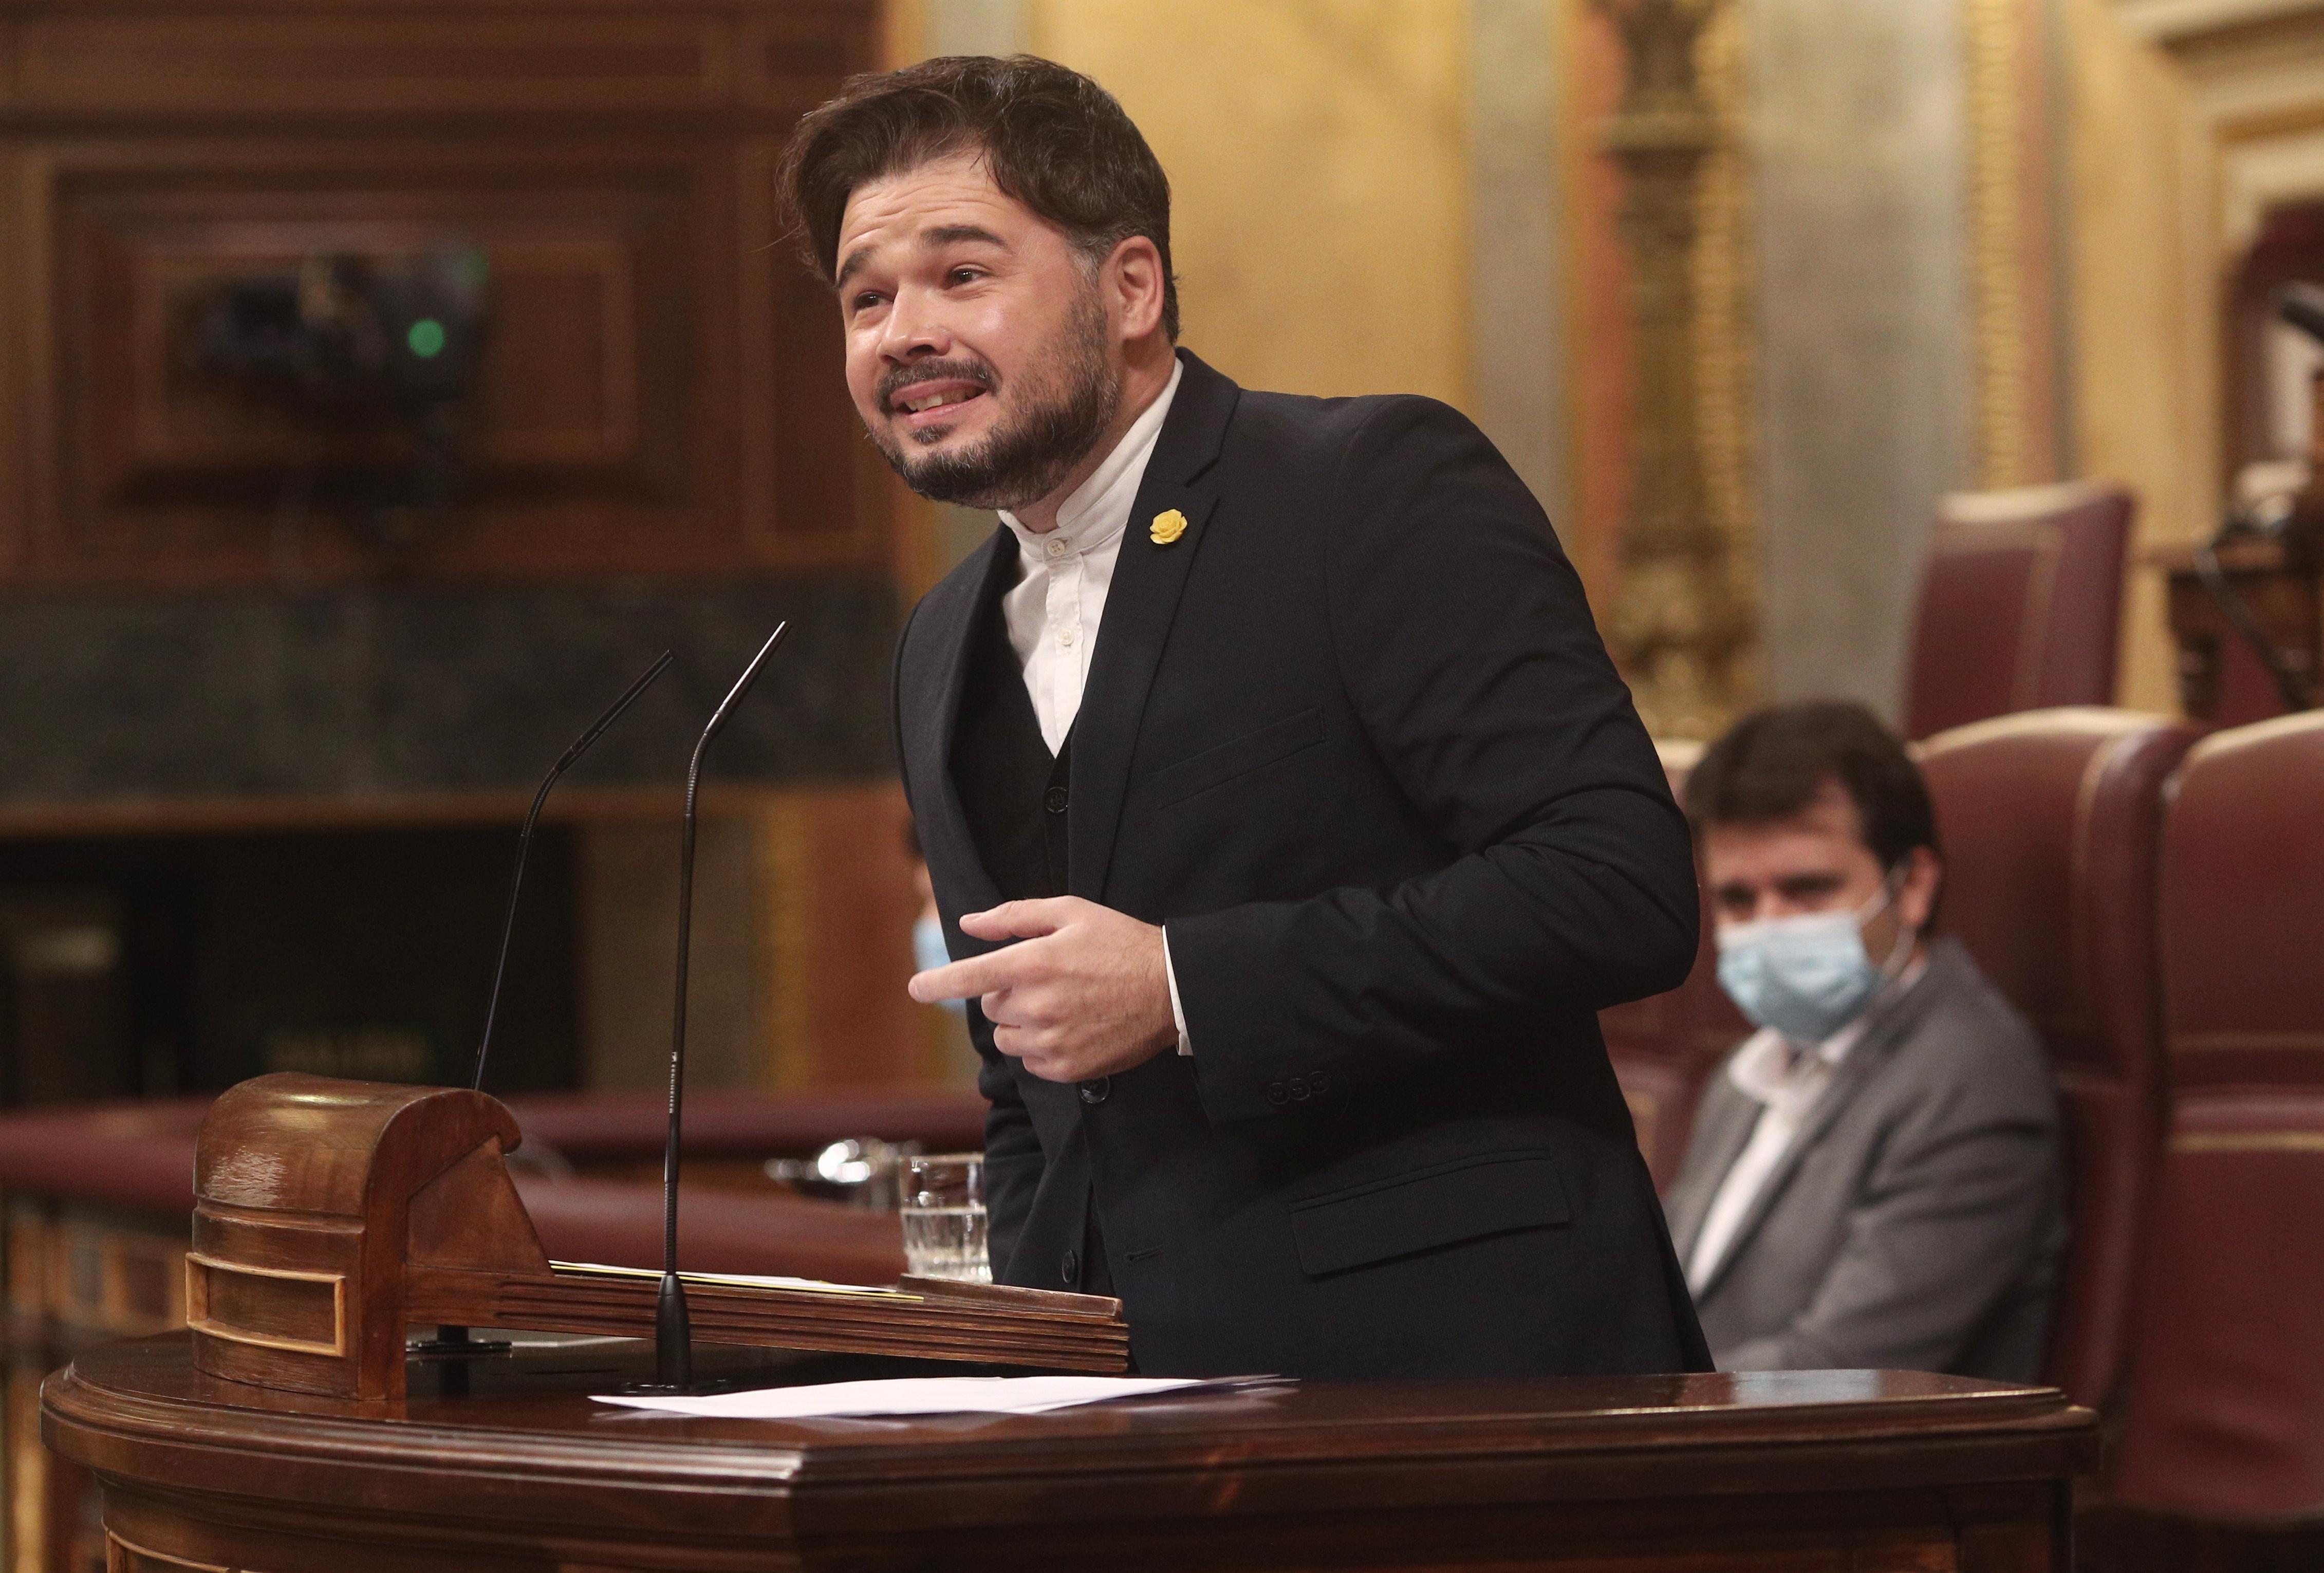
[901,1153,990,1283]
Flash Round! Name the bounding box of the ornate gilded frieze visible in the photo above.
[1593,0,1755,739]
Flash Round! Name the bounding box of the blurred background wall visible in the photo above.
[0,0,2314,1104]
[890,0,2218,725]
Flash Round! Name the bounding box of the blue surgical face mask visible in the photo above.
[1715,875,1909,1045]
[912,914,966,1015]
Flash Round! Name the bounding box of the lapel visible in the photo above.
[906,527,1020,920]
[1067,350,1241,902]
[1664,1075,1760,1260]
[1690,945,1963,1303]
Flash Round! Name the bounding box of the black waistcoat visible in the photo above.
[950,594,1117,1296]
[950,599,1071,902]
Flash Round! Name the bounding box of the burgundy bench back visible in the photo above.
[2112,713,2324,1519]
[1917,708,2192,1410]
[1905,483,2131,741]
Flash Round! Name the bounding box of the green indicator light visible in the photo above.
[406,318,447,359]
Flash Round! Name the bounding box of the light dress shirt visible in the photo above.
[1684,955,1928,1292]
[992,359,1192,1053]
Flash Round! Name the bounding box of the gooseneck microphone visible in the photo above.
[638,622,790,1394]
[420,649,675,1367]
[472,650,677,1091]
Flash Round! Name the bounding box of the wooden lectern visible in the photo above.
[185,1074,1126,1401]
[45,1338,2099,1571]
[41,1075,2100,1570]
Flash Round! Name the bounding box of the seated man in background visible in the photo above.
[1662,702,2066,1379]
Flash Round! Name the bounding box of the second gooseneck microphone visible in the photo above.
[472,650,676,1092]
[639,622,791,1394]
[425,647,673,1365]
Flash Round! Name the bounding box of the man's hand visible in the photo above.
[907,897,1178,1082]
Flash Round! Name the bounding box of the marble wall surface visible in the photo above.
[1471,0,1571,530]
[0,577,898,804]
[1749,0,1977,719]
[892,0,2123,727]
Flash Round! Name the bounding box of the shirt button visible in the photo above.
[1061,1249,1080,1285]
[1080,1076,1110,1105]
[1057,627,1077,647]
[1045,786,1069,813]
[1045,538,1068,559]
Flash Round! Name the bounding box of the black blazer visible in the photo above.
[895,350,1710,1379]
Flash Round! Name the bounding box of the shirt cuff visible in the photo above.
[1162,924,1193,1056]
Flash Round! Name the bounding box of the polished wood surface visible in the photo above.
[189,1075,531,1398]
[185,1074,1123,1402]
[0,1085,988,1572]
[45,1334,2096,1571]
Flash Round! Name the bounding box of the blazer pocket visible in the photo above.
[1289,1151,1571,1277]
[1151,707,1325,807]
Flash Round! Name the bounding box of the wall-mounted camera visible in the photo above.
[192,247,489,554]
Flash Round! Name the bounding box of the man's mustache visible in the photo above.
[878,359,997,410]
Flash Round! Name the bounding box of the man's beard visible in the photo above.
[867,289,1121,512]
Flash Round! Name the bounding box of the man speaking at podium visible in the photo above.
[780,56,1709,1379]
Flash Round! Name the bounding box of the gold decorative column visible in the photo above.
[1962,0,2062,492]
[1594,0,1751,741]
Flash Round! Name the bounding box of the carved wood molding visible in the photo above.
[0,1,888,588]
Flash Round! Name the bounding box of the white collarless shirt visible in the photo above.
[990,359,1191,1052]
[996,359,1183,754]
[1684,955,1928,1292]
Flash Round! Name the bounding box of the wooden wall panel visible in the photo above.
[0,140,22,576]
[11,14,733,116]
[738,133,890,565]
[37,142,717,581]
[739,10,870,109]
[0,1,885,589]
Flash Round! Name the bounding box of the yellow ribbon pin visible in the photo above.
[1149,508,1188,546]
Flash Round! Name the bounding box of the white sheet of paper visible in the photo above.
[592,1375,1270,1419]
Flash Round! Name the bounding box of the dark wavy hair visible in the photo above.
[776,54,1179,340]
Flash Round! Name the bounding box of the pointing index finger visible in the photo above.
[907,947,1026,1004]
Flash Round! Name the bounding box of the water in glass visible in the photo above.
[902,1153,989,1282]
[901,1204,991,1283]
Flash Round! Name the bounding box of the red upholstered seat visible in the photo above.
[1904,483,2131,741]
[0,1088,964,1285]
[1916,708,2194,1412]
[2110,714,2324,1521]
[1601,752,1746,1192]
[515,1172,904,1283]
[503,1088,987,1166]
[0,1089,989,1213]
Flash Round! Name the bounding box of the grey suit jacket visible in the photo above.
[1662,938,2066,1380]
